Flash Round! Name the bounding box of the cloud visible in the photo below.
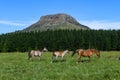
[0,20,27,26]
[79,20,120,30]
[1,20,120,30]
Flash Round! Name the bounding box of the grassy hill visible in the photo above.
[0,51,120,80]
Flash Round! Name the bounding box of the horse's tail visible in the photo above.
[28,51,31,58]
[98,50,100,58]
[71,50,76,57]
[51,52,55,62]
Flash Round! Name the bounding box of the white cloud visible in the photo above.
[0,20,27,26]
[0,20,37,34]
[79,20,120,30]
[1,20,120,30]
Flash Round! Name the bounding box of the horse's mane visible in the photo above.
[71,50,77,57]
[38,48,42,51]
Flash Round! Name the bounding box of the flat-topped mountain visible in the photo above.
[23,13,90,32]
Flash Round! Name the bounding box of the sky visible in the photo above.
[0,0,120,34]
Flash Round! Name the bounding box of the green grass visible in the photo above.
[0,51,120,80]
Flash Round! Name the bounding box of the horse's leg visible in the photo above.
[55,56,58,60]
[39,53,42,60]
[88,56,91,62]
[51,55,55,63]
[55,56,58,62]
[38,56,41,60]
[61,56,64,61]
[28,52,31,60]
[77,55,81,62]
[32,55,34,61]
[52,55,54,60]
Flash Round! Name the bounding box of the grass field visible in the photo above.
[0,51,120,80]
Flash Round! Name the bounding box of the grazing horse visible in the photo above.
[51,50,69,62]
[72,49,100,62]
[28,47,48,61]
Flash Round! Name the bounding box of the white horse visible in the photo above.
[28,47,48,61]
[51,50,69,63]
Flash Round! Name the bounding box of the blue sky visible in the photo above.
[0,0,120,34]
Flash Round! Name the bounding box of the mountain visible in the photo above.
[23,13,90,32]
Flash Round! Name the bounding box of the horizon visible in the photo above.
[0,0,120,34]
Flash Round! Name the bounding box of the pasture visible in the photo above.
[0,51,120,80]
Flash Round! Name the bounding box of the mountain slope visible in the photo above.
[23,13,90,32]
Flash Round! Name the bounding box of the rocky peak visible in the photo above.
[39,13,80,26]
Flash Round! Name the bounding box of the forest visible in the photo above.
[0,29,120,52]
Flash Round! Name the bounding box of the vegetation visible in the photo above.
[0,29,120,52]
[0,29,119,52]
[0,51,120,80]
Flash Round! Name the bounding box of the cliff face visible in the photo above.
[23,13,90,32]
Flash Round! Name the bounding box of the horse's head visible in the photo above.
[93,49,100,58]
[96,50,100,58]
[65,50,69,53]
[89,49,100,58]
[42,47,48,52]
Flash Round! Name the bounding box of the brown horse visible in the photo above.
[28,47,48,61]
[51,50,69,63]
[72,49,100,62]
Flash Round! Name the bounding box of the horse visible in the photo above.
[28,47,48,61]
[51,50,69,63]
[72,49,100,62]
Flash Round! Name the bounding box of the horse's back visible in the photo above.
[29,50,39,56]
[53,51,62,56]
[88,49,99,53]
[79,49,93,56]
[35,51,41,56]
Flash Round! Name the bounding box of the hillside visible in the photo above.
[22,13,90,32]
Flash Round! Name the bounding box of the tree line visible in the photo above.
[0,29,120,52]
